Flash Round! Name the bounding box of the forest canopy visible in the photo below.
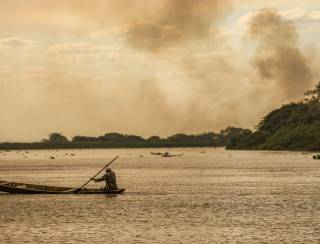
[227,83,320,151]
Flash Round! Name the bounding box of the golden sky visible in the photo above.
[1,0,320,141]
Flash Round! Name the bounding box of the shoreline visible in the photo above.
[0,143,222,151]
[0,144,318,153]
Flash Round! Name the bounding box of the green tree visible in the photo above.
[43,133,68,143]
[227,84,320,151]
[148,136,161,141]
[304,82,320,101]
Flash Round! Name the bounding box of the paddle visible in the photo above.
[73,155,119,193]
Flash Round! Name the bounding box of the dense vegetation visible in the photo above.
[227,84,320,151]
[0,128,248,150]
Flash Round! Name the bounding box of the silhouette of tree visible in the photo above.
[43,133,68,143]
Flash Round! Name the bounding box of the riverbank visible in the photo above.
[0,141,221,150]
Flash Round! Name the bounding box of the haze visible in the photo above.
[1,0,320,142]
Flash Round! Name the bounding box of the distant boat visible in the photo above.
[161,152,184,157]
[151,151,183,157]
[313,155,320,160]
[0,181,125,194]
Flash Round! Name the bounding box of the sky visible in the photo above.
[1,0,320,142]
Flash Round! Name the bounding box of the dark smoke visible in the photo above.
[248,9,313,99]
[125,0,231,51]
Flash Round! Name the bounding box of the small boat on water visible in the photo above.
[0,181,125,194]
[161,152,184,158]
[151,151,184,157]
[313,154,320,160]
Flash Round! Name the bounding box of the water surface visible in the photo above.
[0,148,319,243]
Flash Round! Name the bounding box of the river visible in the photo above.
[0,148,319,243]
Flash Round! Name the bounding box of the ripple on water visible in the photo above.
[0,148,320,243]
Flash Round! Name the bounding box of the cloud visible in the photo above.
[280,8,320,22]
[48,43,112,54]
[47,42,123,64]
[0,37,35,49]
[280,8,306,21]
[240,8,320,27]
[309,11,320,21]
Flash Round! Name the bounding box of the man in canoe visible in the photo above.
[92,168,118,191]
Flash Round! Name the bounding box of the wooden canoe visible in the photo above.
[0,181,125,194]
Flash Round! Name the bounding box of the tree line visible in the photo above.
[0,127,249,150]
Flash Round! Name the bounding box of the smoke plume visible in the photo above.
[124,0,231,51]
[248,9,313,99]
[1,2,318,141]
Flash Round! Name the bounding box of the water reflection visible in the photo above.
[0,148,319,243]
